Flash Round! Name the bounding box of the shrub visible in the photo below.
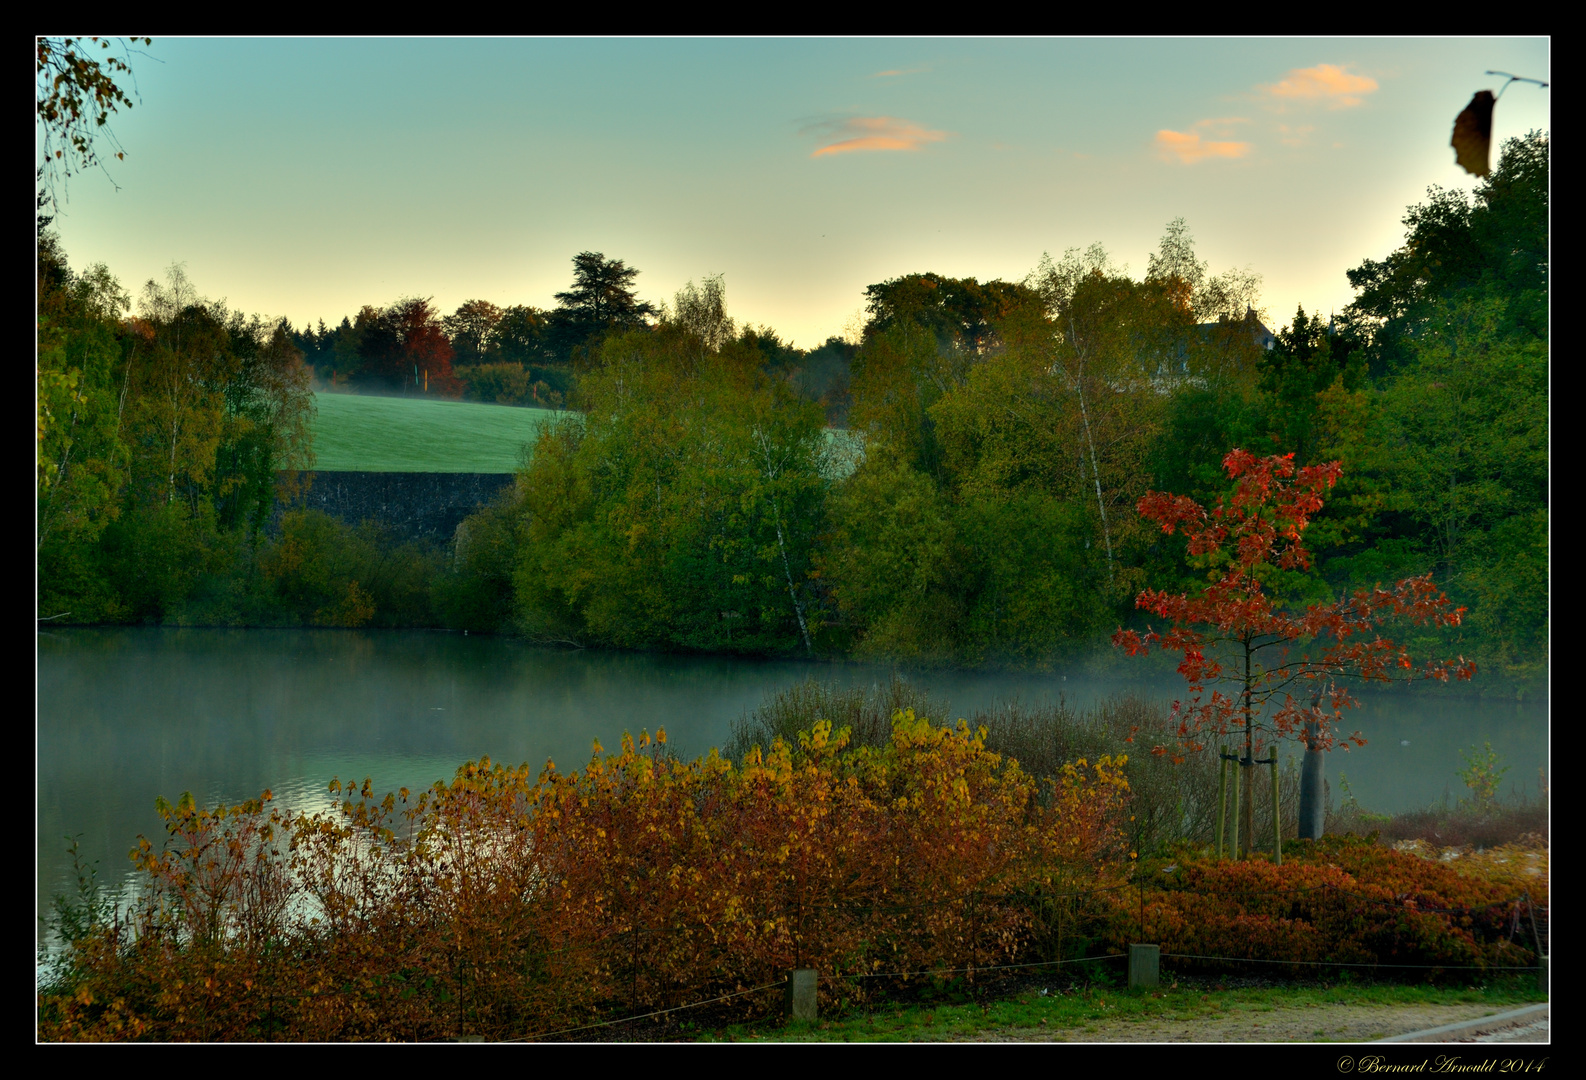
[258,509,441,628]
[39,712,1132,1041]
[1106,836,1542,979]
[732,680,1238,855]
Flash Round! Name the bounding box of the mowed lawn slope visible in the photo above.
[310,393,561,472]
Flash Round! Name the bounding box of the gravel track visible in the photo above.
[970,1002,1547,1043]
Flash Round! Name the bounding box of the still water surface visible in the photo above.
[37,627,1547,940]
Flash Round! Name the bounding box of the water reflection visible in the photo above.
[37,627,1546,944]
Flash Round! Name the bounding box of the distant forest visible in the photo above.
[37,133,1547,683]
[291,253,857,424]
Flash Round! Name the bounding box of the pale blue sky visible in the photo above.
[44,37,1550,348]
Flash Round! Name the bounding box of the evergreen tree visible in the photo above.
[547,252,657,362]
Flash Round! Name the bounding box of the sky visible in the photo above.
[42,37,1551,350]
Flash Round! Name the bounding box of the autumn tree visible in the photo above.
[442,299,504,366]
[1113,449,1474,857]
[37,233,131,554]
[1024,243,1170,588]
[666,274,735,354]
[354,297,460,395]
[36,36,152,217]
[124,265,237,510]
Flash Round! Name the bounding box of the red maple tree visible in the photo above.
[1113,449,1475,849]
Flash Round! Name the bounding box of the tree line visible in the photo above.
[36,133,1547,682]
[287,252,846,416]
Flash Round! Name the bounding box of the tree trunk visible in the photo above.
[755,426,813,656]
[1298,720,1326,840]
[1064,318,1115,588]
[1242,636,1255,858]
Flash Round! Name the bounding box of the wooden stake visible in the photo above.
[1269,748,1282,866]
[1216,745,1228,861]
[1230,752,1241,860]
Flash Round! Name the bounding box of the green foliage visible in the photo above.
[1259,306,1364,464]
[35,161,1546,680]
[820,446,961,658]
[37,236,130,558]
[1343,132,1547,377]
[1375,295,1547,576]
[847,322,962,478]
[957,492,1109,661]
[1457,742,1509,810]
[510,322,831,654]
[454,362,563,407]
[37,244,324,626]
[434,489,525,633]
[258,510,440,628]
[862,272,1038,353]
[95,501,223,621]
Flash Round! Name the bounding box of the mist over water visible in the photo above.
[37,627,1546,943]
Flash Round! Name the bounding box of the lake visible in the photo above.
[36,627,1547,944]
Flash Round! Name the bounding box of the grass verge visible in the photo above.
[678,975,1545,1043]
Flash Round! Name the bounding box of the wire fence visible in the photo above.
[475,876,1548,1042]
[488,936,1549,1042]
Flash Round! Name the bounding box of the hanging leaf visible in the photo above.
[1451,90,1496,177]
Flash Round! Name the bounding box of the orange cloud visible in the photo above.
[1261,64,1378,107]
[809,116,949,157]
[1155,128,1250,164]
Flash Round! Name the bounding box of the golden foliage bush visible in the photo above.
[39,712,1130,1041]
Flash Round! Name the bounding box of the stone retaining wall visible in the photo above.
[276,471,516,543]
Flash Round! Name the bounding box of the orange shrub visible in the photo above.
[39,711,1132,1041]
[1106,837,1543,978]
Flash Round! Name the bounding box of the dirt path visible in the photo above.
[971,1002,1546,1043]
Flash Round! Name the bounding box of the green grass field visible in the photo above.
[309,391,860,475]
[309,393,562,473]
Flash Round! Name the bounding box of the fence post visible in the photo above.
[786,968,817,1022]
[1269,749,1282,866]
[1215,745,1228,861]
[1128,944,1160,990]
